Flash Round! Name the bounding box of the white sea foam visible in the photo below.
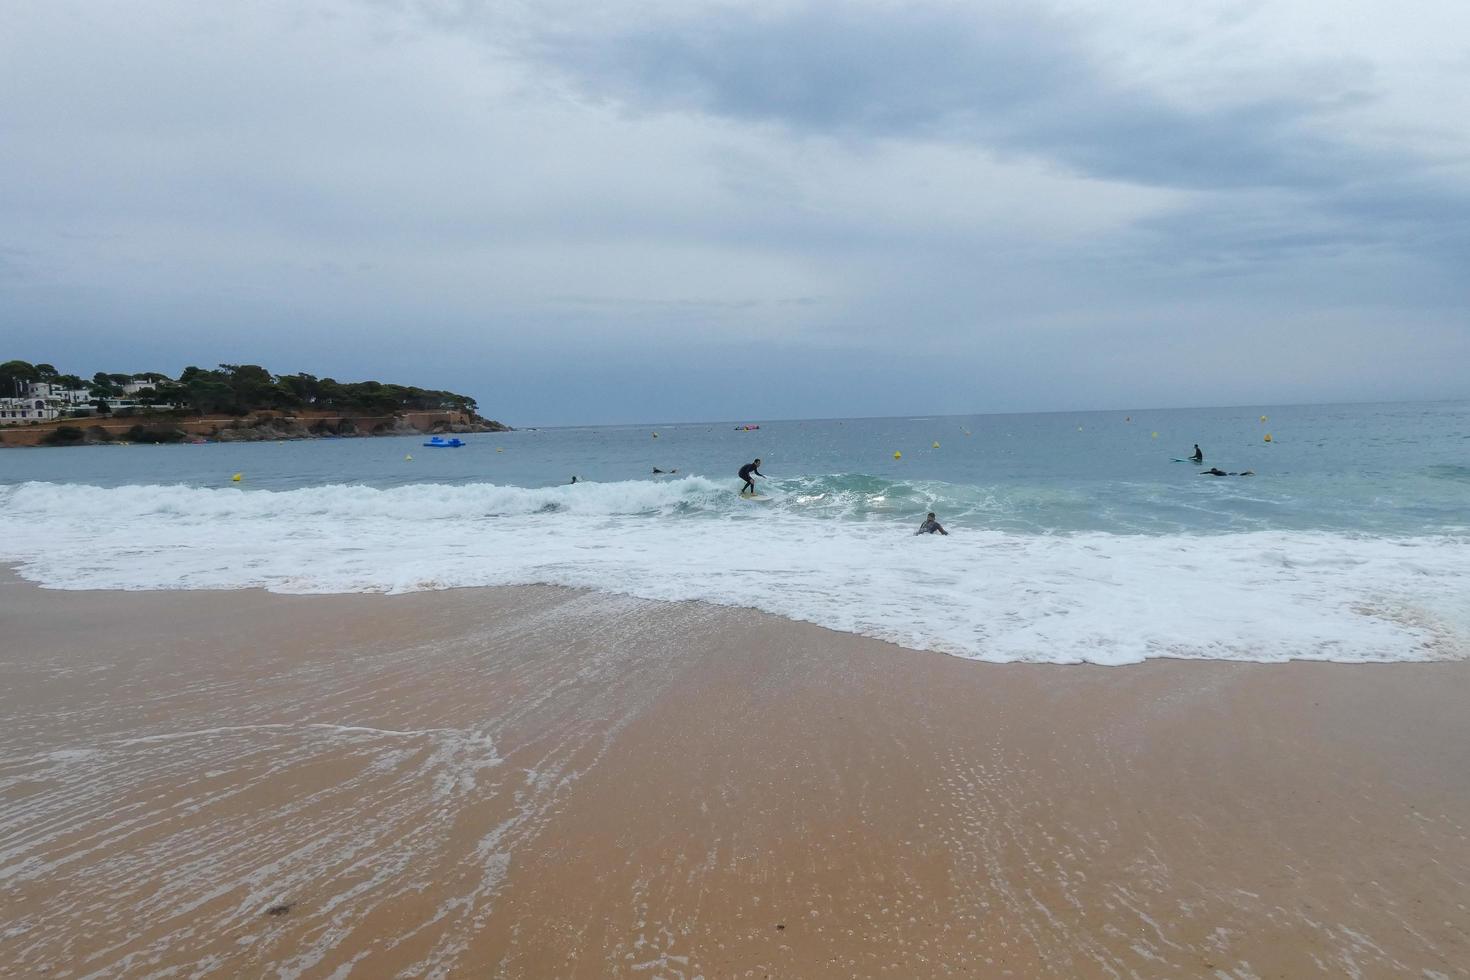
[1,480,1465,665]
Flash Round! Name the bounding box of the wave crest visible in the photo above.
[1,481,1466,666]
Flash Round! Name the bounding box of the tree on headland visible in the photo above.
[1,360,39,396]
[6,359,483,420]
[89,372,123,399]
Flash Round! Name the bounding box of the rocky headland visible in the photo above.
[1,409,510,448]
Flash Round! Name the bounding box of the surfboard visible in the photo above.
[740,494,772,502]
[1171,458,1203,463]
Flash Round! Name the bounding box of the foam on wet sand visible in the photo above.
[1,569,1467,977]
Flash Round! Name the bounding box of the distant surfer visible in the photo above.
[570,476,579,484]
[738,458,764,496]
[1190,444,1204,463]
[1200,468,1254,477]
[915,512,949,536]
[653,467,678,475]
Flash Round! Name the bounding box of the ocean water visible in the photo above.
[2,401,1466,665]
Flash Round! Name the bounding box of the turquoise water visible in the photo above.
[2,401,1466,664]
[4,401,1467,534]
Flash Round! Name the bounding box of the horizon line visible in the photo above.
[516,395,1466,430]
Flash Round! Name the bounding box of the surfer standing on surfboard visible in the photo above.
[738,458,764,496]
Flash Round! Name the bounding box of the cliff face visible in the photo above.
[0,409,511,447]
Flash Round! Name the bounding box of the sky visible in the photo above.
[2,0,1467,425]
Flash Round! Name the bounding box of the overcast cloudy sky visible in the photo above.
[2,0,1467,424]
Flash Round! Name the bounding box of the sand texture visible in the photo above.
[1,569,1467,978]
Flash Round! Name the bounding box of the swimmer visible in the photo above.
[1200,468,1255,476]
[738,458,764,495]
[915,512,949,535]
[652,467,678,475]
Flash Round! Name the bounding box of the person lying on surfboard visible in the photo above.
[738,458,764,495]
[915,512,949,535]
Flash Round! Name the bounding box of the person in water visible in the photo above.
[738,458,764,495]
[652,467,678,475]
[916,512,949,535]
[1200,468,1255,476]
[1191,444,1204,463]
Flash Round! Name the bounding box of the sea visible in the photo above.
[2,401,1466,665]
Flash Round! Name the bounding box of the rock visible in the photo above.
[449,417,512,433]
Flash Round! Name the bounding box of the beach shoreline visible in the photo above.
[3,568,1467,977]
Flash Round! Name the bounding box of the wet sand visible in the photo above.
[2,568,1467,978]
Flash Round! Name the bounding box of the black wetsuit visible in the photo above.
[1191,446,1203,462]
[738,461,762,494]
[916,519,948,536]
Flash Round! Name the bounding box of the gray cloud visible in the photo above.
[522,4,1384,192]
[497,0,1470,282]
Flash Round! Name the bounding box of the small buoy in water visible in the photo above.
[1151,431,1159,439]
[405,454,413,461]
[231,473,243,482]
[893,450,902,459]
[1077,426,1083,431]
[496,447,504,453]
[1260,415,1268,422]
[932,441,940,449]
[652,432,659,438]
[1264,433,1273,442]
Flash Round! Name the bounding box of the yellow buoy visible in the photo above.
[1151,431,1159,439]
[496,447,504,453]
[1264,433,1273,443]
[893,450,902,459]
[932,441,940,449]
[1260,415,1268,422]
[231,473,243,482]
[405,454,413,461]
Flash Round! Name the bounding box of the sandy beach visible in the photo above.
[2,567,1467,978]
